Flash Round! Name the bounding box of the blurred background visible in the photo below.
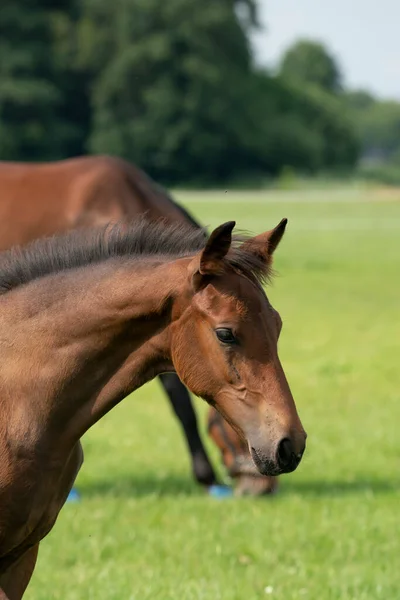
[1,1,399,599]
[2,0,400,187]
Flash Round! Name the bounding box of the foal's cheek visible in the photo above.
[170,324,227,399]
[169,327,206,393]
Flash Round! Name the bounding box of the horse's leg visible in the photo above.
[0,544,39,600]
[158,373,218,486]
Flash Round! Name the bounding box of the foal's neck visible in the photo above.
[0,257,188,452]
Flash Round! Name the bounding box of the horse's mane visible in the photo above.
[0,218,272,294]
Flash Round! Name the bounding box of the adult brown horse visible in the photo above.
[0,155,277,495]
[0,218,307,597]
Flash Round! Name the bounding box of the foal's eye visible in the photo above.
[215,328,237,345]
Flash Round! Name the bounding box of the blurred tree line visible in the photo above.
[0,1,397,185]
[344,90,400,184]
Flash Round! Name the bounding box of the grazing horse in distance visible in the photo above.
[0,218,306,597]
[0,155,278,495]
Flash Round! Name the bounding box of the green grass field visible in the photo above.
[27,188,400,599]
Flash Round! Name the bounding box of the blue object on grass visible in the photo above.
[66,488,80,503]
[208,484,233,498]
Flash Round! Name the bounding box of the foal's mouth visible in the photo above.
[250,447,282,477]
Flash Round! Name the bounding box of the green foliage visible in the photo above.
[0,2,360,182]
[358,163,400,186]
[0,1,61,159]
[344,89,375,111]
[361,101,400,157]
[343,89,400,183]
[280,39,342,93]
[85,0,258,183]
[245,72,359,175]
[350,96,400,160]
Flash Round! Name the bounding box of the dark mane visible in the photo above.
[0,218,271,294]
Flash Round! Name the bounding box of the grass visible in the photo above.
[27,187,400,599]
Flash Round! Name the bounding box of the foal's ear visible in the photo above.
[199,221,236,274]
[241,218,287,263]
[188,221,235,288]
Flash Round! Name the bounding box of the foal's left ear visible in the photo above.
[241,218,287,263]
[199,221,236,274]
[188,221,235,288]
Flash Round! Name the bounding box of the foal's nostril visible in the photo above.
[276,438,304,473]
[277,438,293,468]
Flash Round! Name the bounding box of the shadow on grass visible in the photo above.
[76,472,399,500]
[78,473,205,499]
[278,478,399,498]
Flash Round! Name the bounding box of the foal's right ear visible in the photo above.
[188,221,235,290]
[240,218,287,264]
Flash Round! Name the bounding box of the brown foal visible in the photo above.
[0,218,306,598]
[0,155,278,495]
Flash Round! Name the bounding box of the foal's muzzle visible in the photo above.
[250,433,306,476]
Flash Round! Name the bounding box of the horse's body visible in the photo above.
[0,155,276,495]
[0,218,306,597]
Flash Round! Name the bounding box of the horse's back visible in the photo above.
[0,156,196,251]
[0,157,97,248]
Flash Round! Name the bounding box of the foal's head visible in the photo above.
[171,220,306,476]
